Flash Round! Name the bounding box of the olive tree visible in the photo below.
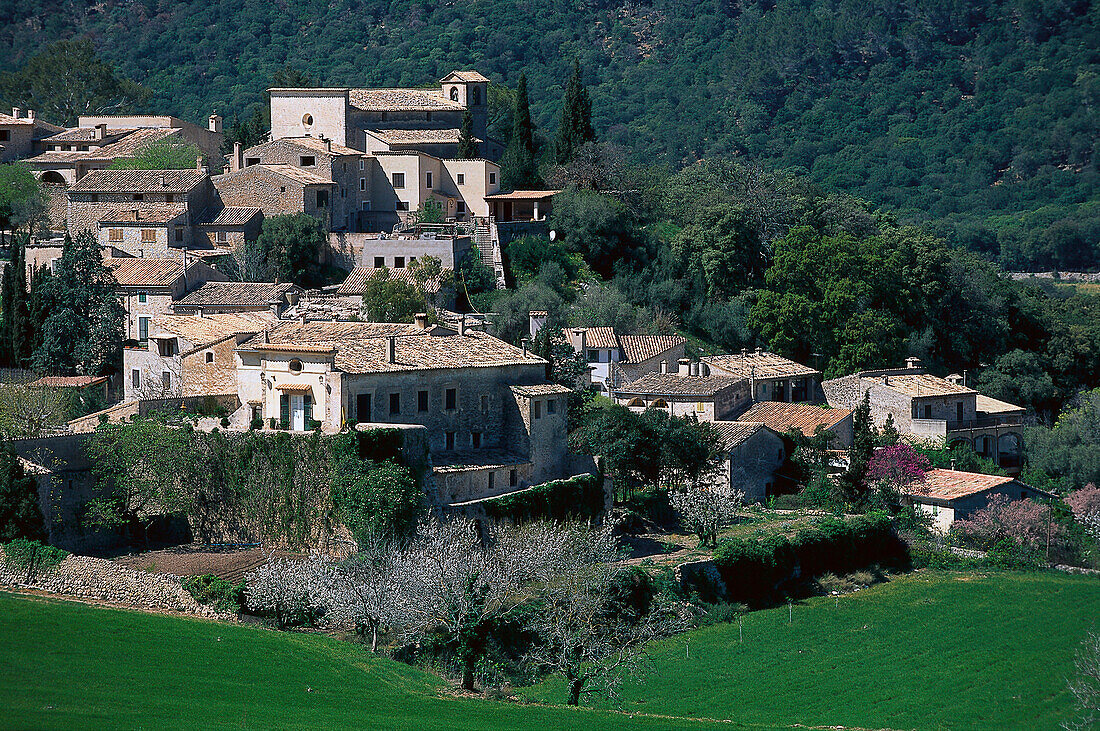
[670,487,745,548]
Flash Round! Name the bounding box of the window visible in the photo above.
[316,189,329,207]
[205,352,214,364]
[456,201,466,214]
[165,194,174,203]
[956,401,963,422]
[445,388,457,410]
[246,157,260,166]
[109,228,123,241]
[471,432,482,448]
[587,349,600,363]
[418,390,428,412]
[696,402,706,412]
[280,186,286,193]
[533,400,541,419]
[0,130,8,142]
[141,229,156,243]
[157,338,177,356]
[923,404,932,419]
[481,394,489,411]
[457,173,465,185]
[394,256,405,268]
[359,177,366,191]
[216,230,228,243]
[138,317,149,343]
[392,172,405,189]
[488,471,495,491]
[488,172,497,185]
[138,291,147,303]
[78,145,88,151]
[389,392,401,415]
[355,393,372,422]
[426,112,432,122]
[342,162,347,172]
[302,113,313,126]
[374,256,385,268]
[131,369,140,389]
[425,171,433,189]
[509,469,517,487]
[396,201,409,211]
[133,193,143,201]
[175,228,184,242]
[547,399,556,414]
[288,359,303,373]
[450,86,459,101]
[359,159,365,171]
[162,371,171,390]
[90,194,98,202]
[445,431,455,450]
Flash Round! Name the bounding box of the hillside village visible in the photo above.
[1,45,1100,730]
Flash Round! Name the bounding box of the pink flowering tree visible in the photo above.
[863,443,931,510]
[951,494,1067,563]
[1066,484,1100,518]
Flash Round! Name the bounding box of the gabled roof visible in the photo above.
[711,421,771,450]
[510,383,573,397]
[349,88,464,112]
[0,113,63,134]
[484,189,561,200]
[238,320,546,374]
[69,168,207,194]
[617,373,745,398]
[619,334,686,364]
[570,326,619,350]
[175,282,298,309]
[336,265,450,295]
[32,128,181,165]
[736,402,852,437]
[153,312,274,348]
[30,375,109,389]
[42,127,132,144]
[908,468,1019,501]
[366,128,479,145]
[975,394,1025,415]
[203,207,262,227]
[702,351,820,380]
[245,136,362,158]
[440,71,491,83]
[254,163,333,185]
[876,373,975,398]
[106,257,186,287]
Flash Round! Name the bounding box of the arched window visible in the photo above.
[627,398,645,408]
[449,86,459,102]
[651,399,669,409]
[471,86,481,105]
[40,171,67,186]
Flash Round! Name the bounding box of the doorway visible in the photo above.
[290,394,306,431]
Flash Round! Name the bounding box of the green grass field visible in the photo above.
[2,570,1097,730]
[528,570,1100,729]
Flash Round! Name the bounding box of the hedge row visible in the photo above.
[712,513,908,606]
[480,474,605,523]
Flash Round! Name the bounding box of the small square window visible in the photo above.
[489,172,497,185]
[396,201,409,211]
[418,390,428,412]
[216,230,228,243]
[205,352,214,363]
[175,228,184,242]
[392,172,405,189]
[394,256,405,268]
[299,155,315,167]
[138,291,147,303]
[246,157,260,166]
[547,399,556,414]
[374,256,385,268]
[445,431,455,450]
[0,130,9,142]
[165,194,174,203]
[141,229,157,243]
[456,201,466,214]
[445,388,456,410]
[457,173,465,185]
[132,193,143,201]
[280,186,286,193]
[389,392,401,415]
[109,228,123,242]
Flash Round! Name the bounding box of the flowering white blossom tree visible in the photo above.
[245,554,338,629]
[1065,631,1100,731]
[670,487,745,548]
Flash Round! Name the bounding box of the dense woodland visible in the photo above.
[1,0,1098,269]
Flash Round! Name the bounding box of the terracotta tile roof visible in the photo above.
[43,127,132,143]
[570,326,620,350]
[484,190,562,200]
[0,113,63,133]
[175,282,298,308]
[203,207,262,226]
[711,421,769,450]
[256,164,334,185]
[434,450,530,471]
[153,312,274,347]
[349,88,464,112]
[33,128,181,165]
[737,401,852,436]
[98,205,189,225]
[367,128,479,145]
[441,70,491,83]
[616,373,745,398]
[702,351,820,380]
[239,320,546,374]
[245,136,363,158]
[30,375,109,388]
[619,334,686,364]
[510,383,573,397]
[976,394,1025,415]
[69,168,207,193]
[336,265,450,295]
[874,373,975,398]
[908,468,1018,501]
[106,257,186,287]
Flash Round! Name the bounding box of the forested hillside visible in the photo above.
[2,0,1098,267]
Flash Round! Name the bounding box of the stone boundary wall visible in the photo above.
[1007,271,1100,282]
[0,547,224,616]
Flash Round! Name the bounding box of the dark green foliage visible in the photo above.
[0,164,43,236]
[1021,388,1100,493]
[33,230,125,376]
[841,392,875,507]
[915,442,1006,476]
[360,271,425,323]
[457,109,478,159]
[554,60,594,166]
[182,574,246,614]
[0,442,46,543]
[2,538,66,582]
[548,187,648,279]
[243,213,326,287]
[479,474,604,523]
[109,137,202,170]
[221,107,267,155]
[455,251,496,298]
[500,73,540,191]
[712,513,906,607]
[331,458,423,542]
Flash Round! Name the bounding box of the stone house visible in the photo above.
[330,230,473,271]
[233,318,575,502]
[123,312,274,401]
[173,281,301,318]
[735,401,854,449]
[904,468,1052,533]
[822,359,1025,470]
[66,169,215,251]
[701,348,822,403]
[212,164,334,228]
[197,207,263,249]
[0,107,63,162]
[614,363,750,421]
[709,421,787,503]
[105,257,227,343]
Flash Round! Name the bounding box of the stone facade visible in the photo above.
[712,424,787,503]
[66,175,215,243]
[212,164,332,226]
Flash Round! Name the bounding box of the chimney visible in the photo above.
[94,123,107,141]
[11,107,20,119]
[528,310,546,339]
[263,330,269,343]
[521,337,529,356]
[660,360,668,374]
[27,109,34,121]
[571,328,586,357]
[755,346,763,356]
[161,174,167,188]
[414,312,428,329]
[387,335,397,363]
[196,155,207,173]
[232,142,243,172]
[905,357,922,370]
[325,138,332,152]
[678,358,691,377]
[459,315,467,336]
[208,113,222,134]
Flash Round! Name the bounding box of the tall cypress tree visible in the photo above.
[500,73,541,190]
[555,60,595,165]
[10,237,30,367]
[0,248,13,368]
[457,109,478,159]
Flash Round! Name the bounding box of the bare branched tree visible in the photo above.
[670,487,745,548]
[245,554,337,629]
[1065,631,1100,731]
[324,530,414,652]
[0,382,69,439]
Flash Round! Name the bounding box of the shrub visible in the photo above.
[2,538,67,583]
[183,573,246,613]
[250,416,263,431]
[1067,485,1100,519]
[479,474,605,523]
[951,494,1067,564]
[220,417,230,428]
